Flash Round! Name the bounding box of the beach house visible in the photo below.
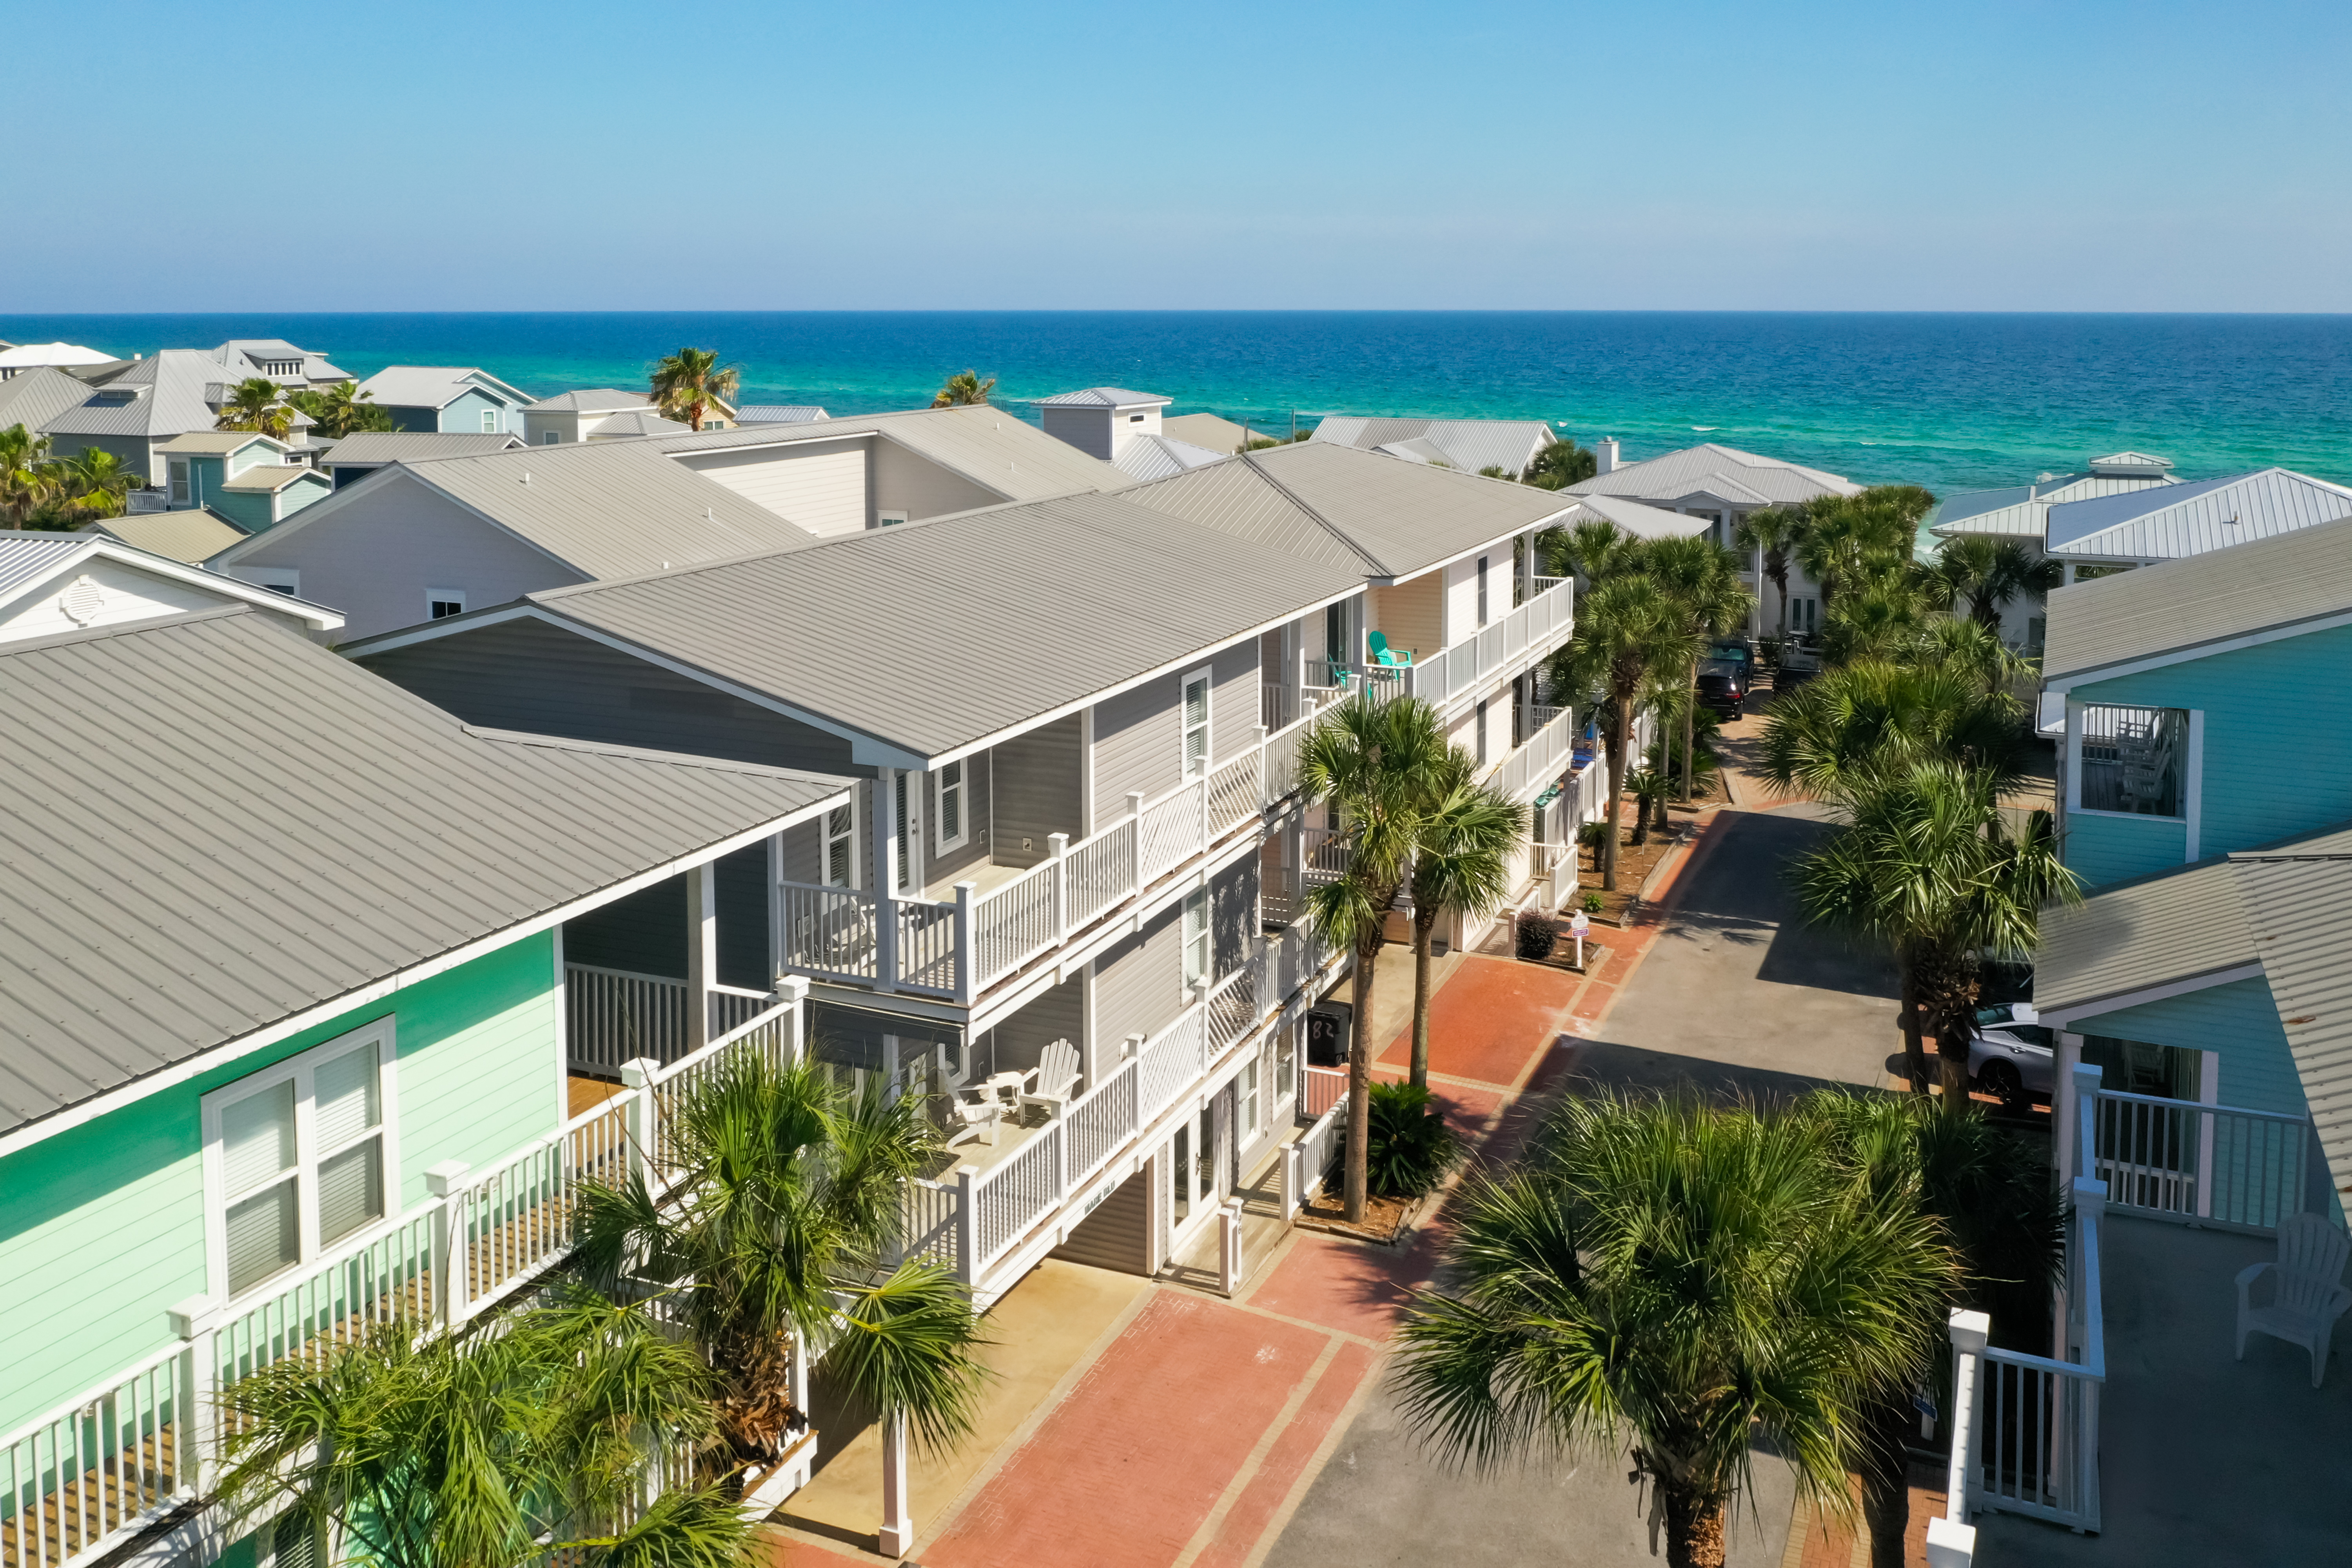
[519,388,718,445]
[340,440,1590,1305]
[1307,414,1559,479]
[320,431,526,486]
[37,351,322,495]
[150,434,332,532]
[352,367,536,435]
[1037,387,1229,480]
[0,607,850,1568]
[1926,452,2180,650]
[207,340,353,392]
[1563,439,1861,638]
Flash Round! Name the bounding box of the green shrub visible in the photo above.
[1366,1080,1461,1198]
[1582,891,1604,914]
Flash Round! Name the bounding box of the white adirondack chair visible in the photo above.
[2236,1212,2352,1387]
[942,1091,1001,1149]
[1017,1039,1083,1120]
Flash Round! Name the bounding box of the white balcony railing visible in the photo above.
[779,707,1321,1007]
[1403,574,1573,707]
[2088,1085,2314,1232]
[1485,702,1579,804]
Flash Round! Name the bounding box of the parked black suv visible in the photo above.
[1696,658,1749,717]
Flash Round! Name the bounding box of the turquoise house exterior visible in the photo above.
[352,368,534,435]
[152,432,332,533]
[0,610,846,1568]
[2035,517,2352,1227]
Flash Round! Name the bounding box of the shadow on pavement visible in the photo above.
[1564,1036,1891,1108]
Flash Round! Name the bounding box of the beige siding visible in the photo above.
[1050,1163,1152,1273]
[872,436,1002,522]
[991,715,1084,869]
[1212,856,1258,973]
[1369,573,1444,663]
[232,469,590,642]
[676,437,869,535]
[1092,900,1185,1051]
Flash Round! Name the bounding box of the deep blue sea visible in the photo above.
[6,312,2347,496]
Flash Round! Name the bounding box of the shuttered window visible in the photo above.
[1182,671,1210,780]
[936,760,966,850]
[206,1021,397,1301]
[824,803,857,887]
[1183,888,1210,991]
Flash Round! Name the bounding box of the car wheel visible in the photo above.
[1980,1060,2027,1113]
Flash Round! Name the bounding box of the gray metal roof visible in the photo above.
[221,465,327,494]
[588,410,692,438]
[213,439,823,582]
[1563,443,1859,507]
[652,404,1132,503]
[0,532,339,631]
[1037,387,1171,408]
[1928,473,2176,540]
[0,608,848,1140]
[0,366,107,434]
[735,405,831,424]
[0,534,91,604]
[2045,468,2352,560]
[41,350,235,440]
[1111,434,1230,482]
[1160,413,1256,454]
[1309,416,1555,478]
[2238,853,2352,1195]
[154,431,288,456]
[216,340,352,384]
[2036,856,2256,1016]
[356,366,530,410]
[1115,452,1374,571]
[525,388,650,413]
[325,432,527,465]
[2088,451,2174,474]
[1129,441,1576,581]
[86,510,249,564]
[428,491,1363,762]
[2043,512,2352,683]
[1555,493,1716,540]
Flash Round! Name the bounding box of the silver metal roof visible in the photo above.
[356,366,531,410]
[0,531,340,631]
[325,432,527,465]
[41,350,237,439]
[1555,493,1715,540]
[86,510,250,564]
[503,490,1362,761]
[220,465,326,493]
[2046,468,2352,560]
[2036,856,2256,1017]
[1160,413,1256,454]
[2088,451,2174,474]
[2238,853,2352,1194]
[1116,452,1374,571]
[1929,473,2176,540]
[0,534,90,604]
[0,608,848,1140]
[0,365,106,434]
[652,405,1132,503]
[735,405,830,424]
[2043,512,2352,683]
[1564,442,1860,507]
[212,439,823,582]
[588,410,692,438]
[525,388,650,413]
[1038,387,1171,408]
[154,431,287,456]
[1309,416,1555,478]
[1111,434,1229,482]
[215,339,352,384]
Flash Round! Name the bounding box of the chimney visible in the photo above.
[1595,437,1620,475]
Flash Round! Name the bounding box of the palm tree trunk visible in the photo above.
[1935,999,1974,1111]
[1409,908,1437,1091]
[1602,693,1632,891]
[1897,963,1931,1095]
[1663,1486,1729,1568]
[1682,658,1696,804]
[1859,1397,1913,1568]
[1343,938,1379,1221]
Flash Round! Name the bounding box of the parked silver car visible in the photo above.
[1970,1003,2053,1111]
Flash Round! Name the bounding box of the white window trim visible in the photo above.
[481,410,500,433]
[1181,887,1210,993]
[201,1018,400,1305]
[2064,700,2199,835]
[169,459,191,504]
[1181,665,1212,780]
[821,794,860,889]
[426,588,466,619]
[933,760,969,853]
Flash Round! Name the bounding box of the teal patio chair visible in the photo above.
[1367,631,1414,667]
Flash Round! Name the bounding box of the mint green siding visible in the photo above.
[0,932,559,1438]
[276,472,333,523]
[2068,624,2352,888]
[440,388,510,434]
[209,486,278,533]
[2074,978,2305,1117]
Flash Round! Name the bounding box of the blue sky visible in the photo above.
[10,1,2348,311]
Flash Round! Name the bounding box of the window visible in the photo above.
[169,459,191,504]
[824,802,857,887]
[1476,555,1490,626]
[1476,699,1490,765]
[204,1021,395,1300]
[1239,1056,1260,1137]
[426,589,465,620]
[894,772,914,891]
[935,759,966,850]
[241,569,298,598]
[480,410,499,433]
[2079,705,2187,817]
[1182,888,1210,991]
[1275,1031,1296,1105]
[1182,669,1210,779]
[542,430,559,445]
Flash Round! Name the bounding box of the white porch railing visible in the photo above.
[780,707,1321,1008]
[2088,1085,2313,1232]
[1,990,808,1568]
[1403,574,1573,708]
[1282,1090,1348,1218]
[564,962,690,1071]
[1485,702,1579,804]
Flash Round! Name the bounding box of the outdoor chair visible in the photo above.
[1016,1039,1083,1120]
[2236,1212,2352,1387]
[942,1090,1002,1149]
[1367,632,1414,667]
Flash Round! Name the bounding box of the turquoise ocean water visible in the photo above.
[5,312,2347,496]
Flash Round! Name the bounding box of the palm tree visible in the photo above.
[1645,534,1753,802]
[1394,1093,1958,1568]
[1758,658,2030,801]
[1523,435,1596,490]
[1793,486,1929,622]
[1548,575,1698,890]
[930,370,996,408]
[216,1289,756,1568]
[1299,694,1451,1221]
[44,447,144,524]
[1793,763,2077,1102]
[290,379,397,438]
[1540,516,1643,586]
[650,348,741,431]
[1820,575,1933,666]
[215,376,296,440]
[1404,752,1524,1089]
[1804,1092,2064,1567]
[1734,507,1809,640]
[1927,535,2064,631]
[572,1053,987,1528]
[0,424,56,527]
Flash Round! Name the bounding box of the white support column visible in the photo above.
[167,1296,223,1496]
[1049,831,1071,944]
[2197,1049,2221,1220]
[872,772,900,991]
[685,861,717,1050]
[1126,789,1145,895]
[953,880,976,1004]
[621,1057,660,1185]
[877,1411,913,1558]
[1219,1197,1244,1296]
[1945,1307,1990,1525]
[777,974,810,1064]
[954,1163,980,1289]
[766,830,786,994]
[425,1160,472,1326]
[2054,1032,2085,1182]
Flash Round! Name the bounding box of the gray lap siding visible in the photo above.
[989,715,1084,868]
[1087,640,1263,824]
